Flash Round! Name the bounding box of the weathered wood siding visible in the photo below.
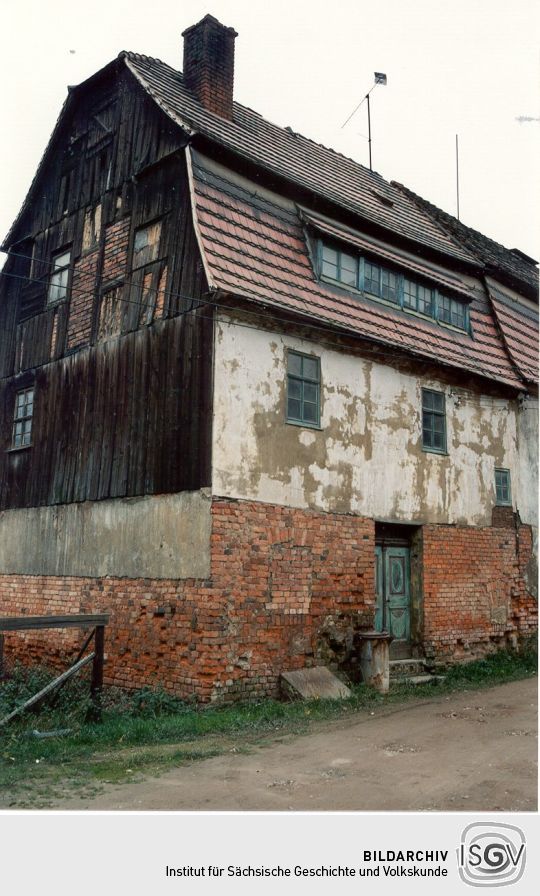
[0,65,213,510]
[0,310,212,508]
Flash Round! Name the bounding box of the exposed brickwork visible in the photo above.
[101,218,130,284]
[183,15,237,120]
[422,522,537,662]
[66,249,99,350]
[0,500,374,702]
[1,499,536,702]
[65,217,131,351]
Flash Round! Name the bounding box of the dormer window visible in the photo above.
[321,244,357,286]
[318,239,470,332]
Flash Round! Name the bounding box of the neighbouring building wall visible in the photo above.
[212,316,530,527]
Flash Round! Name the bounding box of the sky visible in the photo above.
[0,0,539,260]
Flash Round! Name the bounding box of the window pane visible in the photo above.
[321,244,338,279]
[432,431,443,449]
[302,357,319,381]
[322,245,338,265]
[418,285,433,315]
[53,251,70,271]
[303,382,317,403]
[340,253,357,287]
[287,397,301,420]
[322,257,339,279]
[403,279,417,309]
[381,269,398,303]
[303,401,318,423]
[288,378,301,399]
[364,262,380,296]
[432,392,444,412]
[438,295,451,323]
[422,390,434,410]
[422,427,432,447]
[288,352,302,376]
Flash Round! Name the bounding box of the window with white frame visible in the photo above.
[47,249,71,305]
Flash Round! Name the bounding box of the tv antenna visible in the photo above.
[341,72,387,171]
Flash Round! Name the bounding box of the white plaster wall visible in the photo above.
[212,317,535,527]
[516,397,539,528]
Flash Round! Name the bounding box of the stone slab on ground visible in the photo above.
[280,666,351,701]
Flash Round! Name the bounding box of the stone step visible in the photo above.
[389,658,427,679]
[407,674,446,686]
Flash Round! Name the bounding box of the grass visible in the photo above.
[0,646,536,807]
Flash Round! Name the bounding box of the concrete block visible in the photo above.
[280,666,351,701]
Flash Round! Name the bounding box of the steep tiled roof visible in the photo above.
[123,53,476,266]
[393,182,539,298]
[189,150,523,390]
[487,283,539,385]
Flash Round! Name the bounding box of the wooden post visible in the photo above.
[89,625,105,722]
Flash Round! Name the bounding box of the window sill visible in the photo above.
[6,445,32,454]
[422,447,448,456]
[286,419,322,431]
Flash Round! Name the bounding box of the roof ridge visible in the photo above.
[393,180,539,274]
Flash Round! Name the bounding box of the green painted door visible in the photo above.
[374,545,411,644]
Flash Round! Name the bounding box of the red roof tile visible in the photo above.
[124,54,475,266]
[189,150,523,390]
[488,284,539,385]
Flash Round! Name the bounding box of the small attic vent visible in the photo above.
[370,189,394,208]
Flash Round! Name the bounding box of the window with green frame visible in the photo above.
[286,351,320,427]
[422,388,446,453]
[495,468,511,506]
[318,239,470,332]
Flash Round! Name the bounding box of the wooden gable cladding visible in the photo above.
[0,310,213,509]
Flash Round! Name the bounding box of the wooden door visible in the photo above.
[374,545,411,648]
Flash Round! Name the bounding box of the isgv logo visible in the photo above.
[458,823,526,887]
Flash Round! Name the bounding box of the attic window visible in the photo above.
[318,239,470,332]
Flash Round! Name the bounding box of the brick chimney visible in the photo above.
[182,14,238,120]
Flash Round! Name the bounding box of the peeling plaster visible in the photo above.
[213,317,536,529]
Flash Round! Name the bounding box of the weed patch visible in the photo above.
[0,647,535,807]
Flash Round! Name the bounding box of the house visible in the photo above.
[0,15,537,701]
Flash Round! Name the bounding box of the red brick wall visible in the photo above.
[101,219,130,283]
[0,500,375,702]
[183,17,237,120]
[65,218,131,351]
[422,522,537,662]
[66,249,100,350]
[0,500,536,700]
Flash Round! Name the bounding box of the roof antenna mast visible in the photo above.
[341,72,387,172]
[455,134,460,221]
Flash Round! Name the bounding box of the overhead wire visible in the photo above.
[0,255,521,384]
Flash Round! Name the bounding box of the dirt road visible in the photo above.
[61,678,537,811]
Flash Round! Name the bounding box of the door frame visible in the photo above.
[374,522,423,659]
